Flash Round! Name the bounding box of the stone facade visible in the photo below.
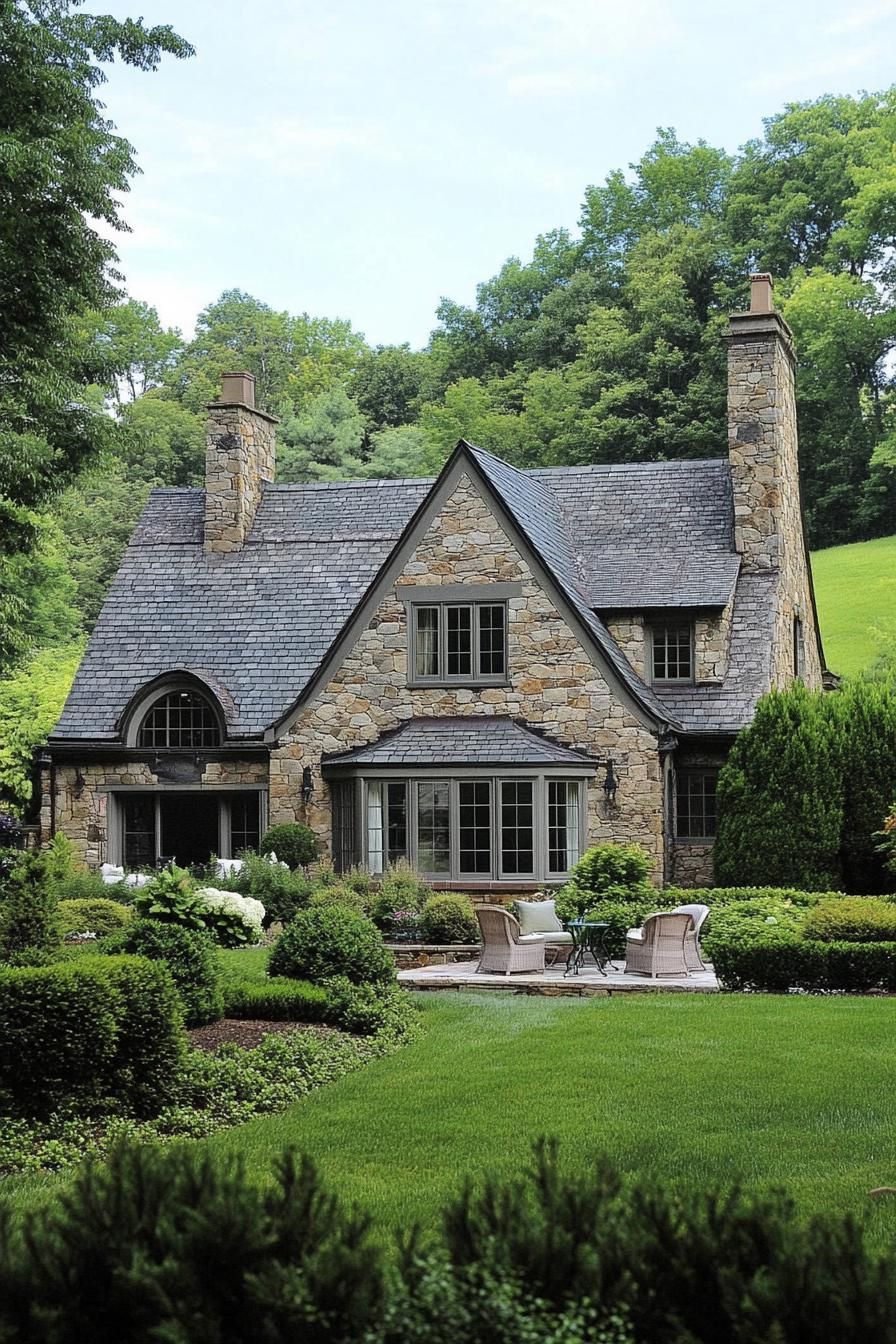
[669,841,715,888]
[608,610,732,685]
[204,398,277,554]
[40,758,268,869]
[270,473,667,876]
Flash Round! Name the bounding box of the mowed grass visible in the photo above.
[811,534,896,677]
[204,991,896,1241]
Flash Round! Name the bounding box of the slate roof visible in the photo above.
[322,717,597,769]
[52,443,755,744]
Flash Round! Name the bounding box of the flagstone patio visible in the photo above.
[398,959,720,996]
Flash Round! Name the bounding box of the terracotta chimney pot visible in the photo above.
[749,273,774,314]
[220,371,256,407]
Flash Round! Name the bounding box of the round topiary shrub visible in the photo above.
[105,919,223,1026]
[259,823,318,871]
[419,893,478,944]
[58,898,134,939]
[268,905,394,988]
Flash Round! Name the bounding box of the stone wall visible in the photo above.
[694,607,731,683]
[204,402,277,554]
[271,473,666,874]
[669,842,715,888]
[40,758,268,869]
[605,616,646,679]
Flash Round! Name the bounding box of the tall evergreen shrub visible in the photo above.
[839,679,896,892]
[715,685,845,890]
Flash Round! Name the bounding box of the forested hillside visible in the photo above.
[2,6,896,817]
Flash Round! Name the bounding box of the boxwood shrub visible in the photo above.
[269,905,394,988]
[0,955,184,1118]
[105,919,223,1026]
[418,893,478,943]
[59,898,134,939]
[710,930,896,993]
[803,897,896,943]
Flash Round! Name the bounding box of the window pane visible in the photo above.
[414,607,440,678]
[386,781,408,864]
[652,625,692,682]
[137,691,220,748]
[478,604,506,677]
[675,770,718,838]
[331,781,356,874]
[367,781,384,874]
[123,794,155,868]
[548,780,580,873]
[230,791,260,855]
[417,781,450,873]
[459,780,492,874]
[501,780,534,875]
[446,606,473,677]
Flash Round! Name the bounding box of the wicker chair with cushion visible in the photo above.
[624,911,692,979]
[476,906,546,976]
[672,903,710,971]
[514,898,574,965]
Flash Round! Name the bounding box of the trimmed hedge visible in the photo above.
[222,976,329,1022]
[711,932,896,993]
[663,885,843,907]
[803,897,896,943]
[418,893,478,943]
[0,955,184,1118]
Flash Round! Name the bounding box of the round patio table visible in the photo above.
[563,920,612,977]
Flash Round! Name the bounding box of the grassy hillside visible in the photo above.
[811,535,896,678]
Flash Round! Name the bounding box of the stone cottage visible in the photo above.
[40,274,827,890]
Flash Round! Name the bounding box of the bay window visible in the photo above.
[336,772,588,882]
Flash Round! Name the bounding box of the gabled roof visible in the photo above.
[322,717,597,769]
[52,442,746,744]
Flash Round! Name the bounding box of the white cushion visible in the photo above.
[100,863,124,884]
[518,932,547,945]
[522,930,574,945]
[215,858,244,878]
[626,928,645,943]
[515,899,563,935]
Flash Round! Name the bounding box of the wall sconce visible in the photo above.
[73,768,86,800]
[301,766,314,805]
[602,759,619,805]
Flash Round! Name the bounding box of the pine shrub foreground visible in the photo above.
[1,1139,895,1343]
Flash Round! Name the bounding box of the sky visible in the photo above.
[96,0,896,348]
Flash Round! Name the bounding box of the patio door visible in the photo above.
[159,793,219,867]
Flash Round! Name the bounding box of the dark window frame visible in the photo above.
[409,601,508,686]
[649,621,695,685]
[136,689,222,749]
[675,769,718,840]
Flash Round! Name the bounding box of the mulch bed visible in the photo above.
[187,1018,338,1052]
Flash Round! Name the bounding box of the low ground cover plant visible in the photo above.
[2,1138,895,1343]
[222,975,329,1022]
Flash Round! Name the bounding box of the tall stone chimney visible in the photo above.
[204,372,277,553]
[723,273,800,572]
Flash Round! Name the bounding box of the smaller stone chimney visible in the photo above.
[204,371,277,554]
[723,273,798,573]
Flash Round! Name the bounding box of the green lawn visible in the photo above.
[203,992,896,1240]
[811,534,896,677]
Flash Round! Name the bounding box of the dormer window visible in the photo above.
[136,690,221,748]
[410,601,507,685]
[649,621,693,684]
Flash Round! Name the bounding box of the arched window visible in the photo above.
[136,689,221,748]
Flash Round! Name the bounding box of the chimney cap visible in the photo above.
[219,371,256,407]
[749,273,774,314]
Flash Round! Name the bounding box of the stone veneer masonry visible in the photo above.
[606,609,731,685]
[270,474,667,876]
[724,311,823,689]
[204,401,277,554]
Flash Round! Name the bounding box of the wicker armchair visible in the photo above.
[624,911,692,979]
[475,906,546,976]
[672,903,710,971]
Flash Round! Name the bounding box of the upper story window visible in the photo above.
[136,690,221,748]
[650,622,693,684]
[411,601,507,684]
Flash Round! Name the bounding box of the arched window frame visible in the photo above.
[123,680,225,749]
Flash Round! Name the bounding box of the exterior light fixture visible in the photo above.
[603,759,619,805]
[301,766,314,805]
[73,768,86,799]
